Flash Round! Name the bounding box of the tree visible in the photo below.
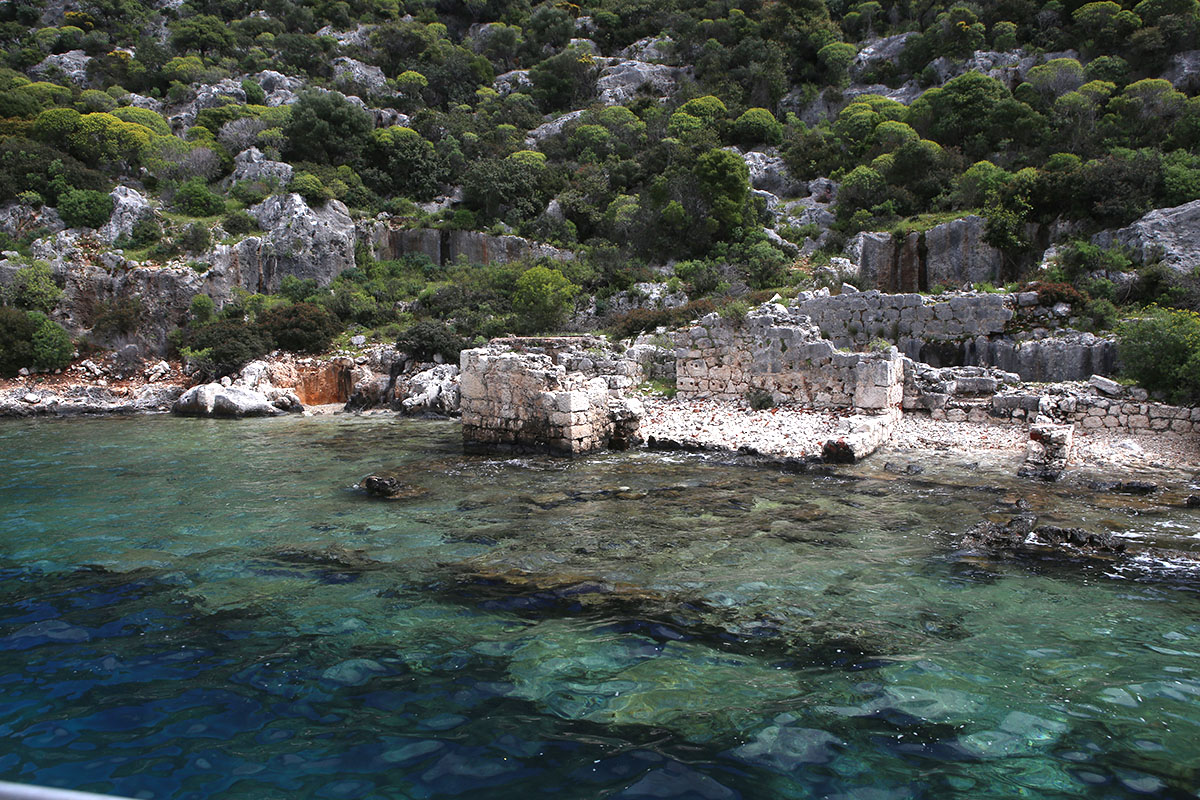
[732,108,784,146]
[173,177,225,216]
[694,148,750,237]
[363,126,445,200]
[512,266,578,333]
[817,41,856,86]
[30,313,73,371]
[529,48,597,112]
[259,302,341,353]
[283,90,373,165]
[0,307,38,377]
[169,14,236,56]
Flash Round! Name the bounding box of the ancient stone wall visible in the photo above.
[459,339,643,455]
[791,289,1117,382]
[673,305,903,411]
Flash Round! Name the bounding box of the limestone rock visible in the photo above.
[169,79,248,132]
[595,60,683,105]
[173,383,284,418]
[1092,199,1200,271]
[620,35,677,64]
[1163,50,1200,91]
[256,70,304,106]
[923,215,1003,289]
[315,23,375,48]
[241,193,356,292]
[332,57,389,94]
[849,33,915,80]
[493,69,532,96]
[227,147,294,187]
[0,203,65,239]
[401,364,461,415]
[525,110,585,147]
[737,149,806,198]
[97,186,153,244]
[789,81,923,126]
[30,50,91,85]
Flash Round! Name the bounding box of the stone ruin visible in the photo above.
[459,337,645,455]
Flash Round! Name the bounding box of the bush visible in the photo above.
[90,297,141,340]
[174,177,225,216]
[58,188,114,229]
[129,215,162,247]
[186,318,270,377]
[6,260,61,314]
[608,298,717,339]
[0,307,38,377]
[1026,281,1088,307]
[258,302,340,353]
[396,320,467,362]
[29,313,73,370]
[179,223,211,253]
[512,266,578,333]
[189,293,215,323]
[289,172,329,206]
[221,210,259,236]
[732,108,784,146]
[1117,306,1200,403]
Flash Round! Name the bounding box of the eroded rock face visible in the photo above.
[30,50,91,85]
[596,60,684,105]
[400,364,461,415]
[737,149,806,198]
[333,57,389,94]
[239,193,356,292]
[493,69,533,96]
[845,216,1003,292]
[361,221,574,267]
[256,70,304,106]
[1092,199,1200,271]
[1163,49,1200,91]
[227,147,294,187]
[97,186,153,245]
[620,35,677,64]
[849,33,915,80]
[525,110,585,147]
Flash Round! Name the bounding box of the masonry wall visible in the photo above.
[673,307,903,411]
[459,341,642,455]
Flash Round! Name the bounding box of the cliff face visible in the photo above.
[360,221,576,267]
[846,216,1005,293]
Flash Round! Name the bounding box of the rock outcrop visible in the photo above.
[361,221,574,267]
[1092,199,1200,271]
[173,381,300,418]
[30,50,91,85]
[845,216,1004,292]
[97,186,153,245]
[226,147,294,187]
[595,60,685,105]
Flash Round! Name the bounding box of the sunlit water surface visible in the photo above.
[1,415,1199,800]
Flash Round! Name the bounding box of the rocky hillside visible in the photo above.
[2,0,1200,386]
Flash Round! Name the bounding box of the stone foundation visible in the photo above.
[460,338,644,455]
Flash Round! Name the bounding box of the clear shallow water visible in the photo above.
[0,416,1199,800]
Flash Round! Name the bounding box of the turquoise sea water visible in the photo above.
[1,415,1199,800]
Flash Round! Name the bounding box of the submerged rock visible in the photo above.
[961,514,1125,554]
[359,474,428,500]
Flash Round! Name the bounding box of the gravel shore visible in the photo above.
[640,397,1200,475]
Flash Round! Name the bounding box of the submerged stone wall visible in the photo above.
[459,338,643,455]
[673,304,903,411]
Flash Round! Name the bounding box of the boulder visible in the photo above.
[173,383,284,417]
[227,147,294,187]
[315,23,375,48]
[849,33,915,80]
[332,57,389,94]
[1092,199,1200,271]
[400,364,461,415]
[0,203,65,239]
[255,70,304,106]
[923,215,1003,289]
[525,110,585,147]
[359,474,428,500]
[1163,50,1200,92]
[97,186,153,245]
[169,79,249,132]
[620,35,677,64]
[30,50,91,85]
[595,61,683,105]
[738,149,806,197]
[493,69,533,96]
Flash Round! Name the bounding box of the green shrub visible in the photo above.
[6,260,62,314]
[230,179,272,206]
[1084,298,1119,330]
[129,215,161,247]
[179,223,211,253]
[608,298,717,339]
[58,189,114,229]
[186,318,270,377]
[732,108,784,146]
[241,79,266,106]
[189,293,215,323]
[1116,306,1200,403]
[0,307,38,377]
[512,266,578,333]
[174,177,225,216]
[279,275,319,303]
[396,320,467,362]
[746,387,774,410]
[221,210,259,236]
[289,172,329,205]
[258,302,340,353]
[29,313,73,370]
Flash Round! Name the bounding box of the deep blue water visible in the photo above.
[1,415,1199,799]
